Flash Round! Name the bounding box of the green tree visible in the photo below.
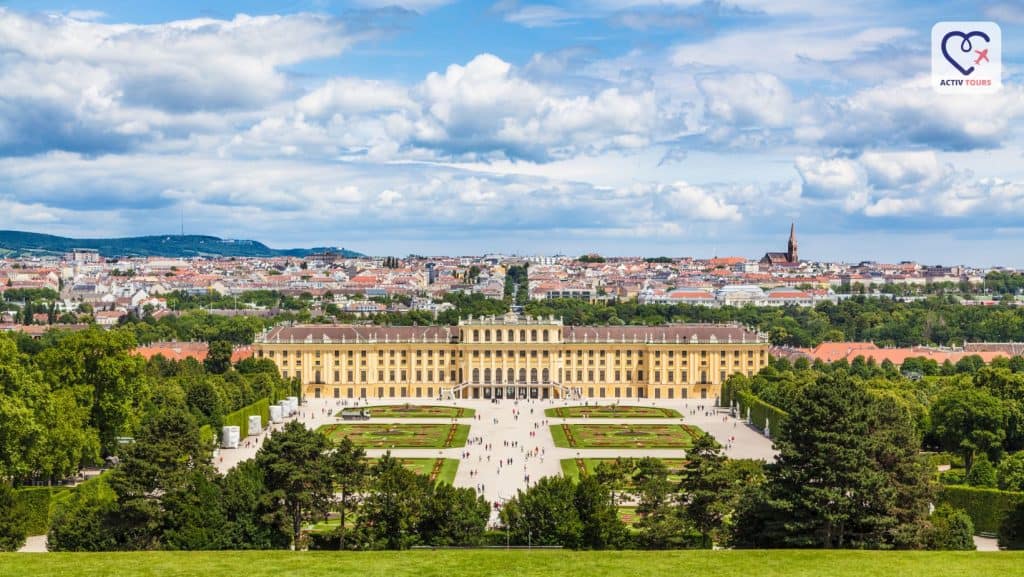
[0,482,27,551]
[632,457,686,549]
[997,451,1024,491]
[105,399,210,550]
[35,328,148,455]
[574,474,627,550]
[1000,500,1024,550]
[329,437,366,549]
[359,453,430,549]
[930,386,1006,471]
[47,476,119,552]
[862,393,935,548]
[220,459,289,549]
[924,504,975,550]
[255,421,334,550]
[594,457,634,508]
[678,433,732,548]
[0,394,41,481]
[501,475,582,548]
[203,340,233,375]
[965,453,998,488]
[419,483,490,547]
[736,373,886,548]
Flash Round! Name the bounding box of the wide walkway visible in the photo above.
[214,397,776,512]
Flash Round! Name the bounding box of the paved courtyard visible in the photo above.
[214,396,777,522]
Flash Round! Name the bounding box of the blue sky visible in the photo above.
[1,1,1023,264]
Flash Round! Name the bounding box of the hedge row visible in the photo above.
[222,397,271,437]
[15,486,68,535]
[938,485,1024,534]
[738,390,788,437]
[198,424,215,449]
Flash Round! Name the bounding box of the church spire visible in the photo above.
[787,222,798,263]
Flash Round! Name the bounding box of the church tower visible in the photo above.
[787,222,798,263]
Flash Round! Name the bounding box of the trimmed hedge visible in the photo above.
[938,485,1024,535]
[734,389,788,437]
[222,397,271,438]
[198,424,215,449]
[15,486,68,535]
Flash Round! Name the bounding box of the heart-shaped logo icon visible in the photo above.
[941,30,990,76]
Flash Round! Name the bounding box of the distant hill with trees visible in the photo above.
[0,230,363,259]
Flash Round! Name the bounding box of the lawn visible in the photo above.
[546,405,682,418]
[1,550,1021,577]
[318,423,470,449]
[350,404,475,418]
[550,424,703,449]
[560,458,687,485]
[366,458,460,486]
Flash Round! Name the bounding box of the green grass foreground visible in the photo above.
[0,550,1020,577]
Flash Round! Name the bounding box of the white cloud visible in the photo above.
[502,5,576,28]
[296,78,417,118]
[350,0,455,11]
[699,73,792,128]
[859,151,944,189]
[0,9,358,154]
[670,25,915,78]
[811,76,1024,151]
[657,181,742,221]
[796,151,1024,219]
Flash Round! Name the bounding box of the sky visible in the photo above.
[1,1,1023,265]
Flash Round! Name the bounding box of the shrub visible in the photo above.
[966,454,998,488]
[0,483,27,551]
[14,486,65,536]
[925,504,975,550]
[998,452,1024,492]
[1000,501,1024,549]
[940,470,965,485]
[938,485,1024,534]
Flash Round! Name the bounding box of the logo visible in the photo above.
[932,22,1001,94]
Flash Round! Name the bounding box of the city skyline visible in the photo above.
[0,2,1022,264]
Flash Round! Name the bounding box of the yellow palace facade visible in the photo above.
[252,313,770,401]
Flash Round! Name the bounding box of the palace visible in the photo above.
[253,313,770,402]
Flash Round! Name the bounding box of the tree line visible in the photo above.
[0,328,295,486]
[44,414,490,552]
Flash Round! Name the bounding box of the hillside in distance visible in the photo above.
[0,230,363,259]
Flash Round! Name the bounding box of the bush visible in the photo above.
[925,504,975,550]
[940,470,965,485]
[938,485,1024,534]
[198,424,215,451]
[925,452,963,470]
[14,487,66,536]
[998,452,1024,492]
[47,476,118,552]
[1000,501,1024,549]
[0,483,28,551]
[966,454,998,488]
